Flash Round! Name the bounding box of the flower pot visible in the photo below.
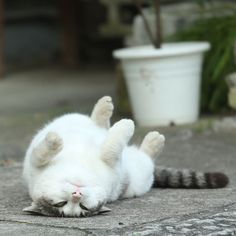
[113,42,210,127]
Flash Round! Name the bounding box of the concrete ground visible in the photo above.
[0,68,236,236]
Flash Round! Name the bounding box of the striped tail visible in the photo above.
[153,166,229,188]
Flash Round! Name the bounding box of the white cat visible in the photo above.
[23,96,165,217]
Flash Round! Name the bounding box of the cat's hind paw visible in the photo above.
[140,131,165,158]
[91,96,114,129]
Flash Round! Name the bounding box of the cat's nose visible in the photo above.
[72,190,82,203]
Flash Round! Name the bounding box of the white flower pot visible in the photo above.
[113,42,210,127]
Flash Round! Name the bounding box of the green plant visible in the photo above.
[172,14,236,113]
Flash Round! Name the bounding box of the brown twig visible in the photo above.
[134,0,159,48]
[154,0,162,48]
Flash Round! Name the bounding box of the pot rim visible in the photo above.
[113,42,210,59]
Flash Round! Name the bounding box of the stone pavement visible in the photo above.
[0,68,236,235]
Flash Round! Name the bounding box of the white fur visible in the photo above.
[23,96,165,217]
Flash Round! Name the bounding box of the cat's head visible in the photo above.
[23,179,110,217]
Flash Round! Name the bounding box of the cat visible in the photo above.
[22,96,229,217]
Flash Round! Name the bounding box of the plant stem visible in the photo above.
[134,0,158,48]
[154,0,162,48]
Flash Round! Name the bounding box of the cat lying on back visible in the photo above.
[23,96,229,217]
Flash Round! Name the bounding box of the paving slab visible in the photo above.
[0,222,87,236]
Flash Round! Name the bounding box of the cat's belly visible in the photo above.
[120,146,155,198]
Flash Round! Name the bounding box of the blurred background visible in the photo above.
[0,0,236,119]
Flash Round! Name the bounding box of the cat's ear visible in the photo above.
[23,202,43,215]
[98,205,111,214]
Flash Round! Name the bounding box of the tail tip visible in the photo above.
[208,172,229,188]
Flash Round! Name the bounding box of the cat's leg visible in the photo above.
[101,119,134,167]
[91,96,114,129]
[140,131,165,159]
[31,132,63,167]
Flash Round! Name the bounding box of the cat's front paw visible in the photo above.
[112,119,135,142]
[45,132,63,152]
[140,131,165,158]
[32,132,63,167]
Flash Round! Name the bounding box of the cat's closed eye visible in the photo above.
[53,201,68,207]
[79,203,89,211]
